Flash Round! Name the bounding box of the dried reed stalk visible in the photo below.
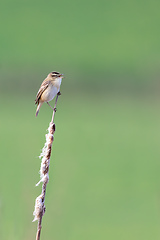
[33,93,60,240]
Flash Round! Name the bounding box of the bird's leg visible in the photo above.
[47,102,57,112]
[47,102,54,110]
[57,91,61,96]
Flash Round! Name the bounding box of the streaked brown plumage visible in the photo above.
[35,71,63,116]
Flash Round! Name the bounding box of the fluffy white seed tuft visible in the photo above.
[32,195,43,222]
[33,122,55,221]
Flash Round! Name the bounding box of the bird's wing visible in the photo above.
[35,80,50,104]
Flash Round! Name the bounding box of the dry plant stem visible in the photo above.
[34,93,60,240]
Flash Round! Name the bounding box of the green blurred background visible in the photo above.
[0,0,160,239]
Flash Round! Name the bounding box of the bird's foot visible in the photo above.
[57,91,61,96]
[54,107,57,112]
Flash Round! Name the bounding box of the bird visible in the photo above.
[35,71,63,116]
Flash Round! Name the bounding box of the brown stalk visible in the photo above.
[34,93,60,240]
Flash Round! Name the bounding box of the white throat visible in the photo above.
[56,77,62,86]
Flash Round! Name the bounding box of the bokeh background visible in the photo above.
[0,0,160,239]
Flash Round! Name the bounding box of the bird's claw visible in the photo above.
[57,91,61,96]
[54,107,57,112]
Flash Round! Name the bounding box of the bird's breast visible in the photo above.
[41,84,58,102]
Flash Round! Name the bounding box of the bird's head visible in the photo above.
[48,71,64,80]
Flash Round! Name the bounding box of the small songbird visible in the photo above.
[35,71,63,116]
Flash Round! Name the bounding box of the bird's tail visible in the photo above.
[35,102,42,117]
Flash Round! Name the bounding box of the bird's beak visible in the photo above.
[60,74,64,78]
